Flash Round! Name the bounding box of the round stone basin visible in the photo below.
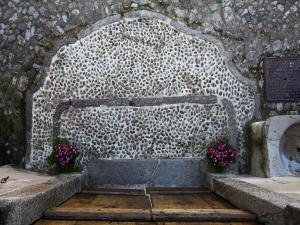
[280,123,300,175]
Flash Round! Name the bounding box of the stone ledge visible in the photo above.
[206,174,300,225]
[0,165,86,225]
[286,203,300,225]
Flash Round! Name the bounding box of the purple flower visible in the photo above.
[207,139,237,169]
[54,143,79,167]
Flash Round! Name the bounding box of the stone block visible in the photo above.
[87,159,206,188]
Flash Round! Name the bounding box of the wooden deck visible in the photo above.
[35,188,262,225]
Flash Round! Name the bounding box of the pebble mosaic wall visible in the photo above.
[28,11,255,170]
[60,103,229,166]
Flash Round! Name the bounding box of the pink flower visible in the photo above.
[207,139,237,169]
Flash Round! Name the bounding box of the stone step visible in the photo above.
[41,189,259,223]
[44,207,256,222]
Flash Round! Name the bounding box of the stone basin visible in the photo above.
[280,122,300,175]
[250,115,300,177]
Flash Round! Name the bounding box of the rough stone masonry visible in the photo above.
[0,0,299,170]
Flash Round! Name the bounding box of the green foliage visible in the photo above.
[52,137,70,148]
[208,136,231,149]
[220,136,230,145]
[46,152,56,165]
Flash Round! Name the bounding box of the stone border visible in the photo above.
[52,95,237,148]
[0,172,86,225]
[25,39,77,168]
[206,174,300,225]
[222,98,237,148]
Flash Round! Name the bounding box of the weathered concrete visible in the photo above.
[87,159,206,188]
[238,176,300,202]
[286,203,300,225]
[0,165,86,225]
[249,121,267,177]
[207,174,300,225]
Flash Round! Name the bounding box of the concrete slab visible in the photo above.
[207,174,300,225]
[0,165,54,196]
[0,165,86,225]
[286,202,300,225]
[238,176,300,201]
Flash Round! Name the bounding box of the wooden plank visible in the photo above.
[158,222,262,225]
[200,194,235,209]
[43,208,151,221]
[82,188,145,195]
[152,208,257,222]
[58,194,151,209]
[35,220,153,225]
[146,187,211,195]
[74,222,151,225]
[35,220,262,225]
[57,193,97,208]
[151,194,212,209]
[34,220,77,225]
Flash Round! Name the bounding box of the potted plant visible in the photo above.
[47,137,80,173]
[206,137,237,173]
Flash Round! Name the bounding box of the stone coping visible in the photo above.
[0,165,86,225]
[206,173,300,225]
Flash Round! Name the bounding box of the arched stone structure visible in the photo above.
[26,11,256,171]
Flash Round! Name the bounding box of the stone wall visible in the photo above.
[27,12,254,170]
[1,0,300,169]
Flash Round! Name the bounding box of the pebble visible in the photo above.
[62,14,68,23]
[9,13,18,22]
[8,35,15,42]
[56,25,64,34]
[276,103,283,112]
[174,8,186,19]
[272,40,283,52]
[71,9,80,15]
[277,4,285,12]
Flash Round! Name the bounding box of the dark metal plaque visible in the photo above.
[264,56,300,102]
